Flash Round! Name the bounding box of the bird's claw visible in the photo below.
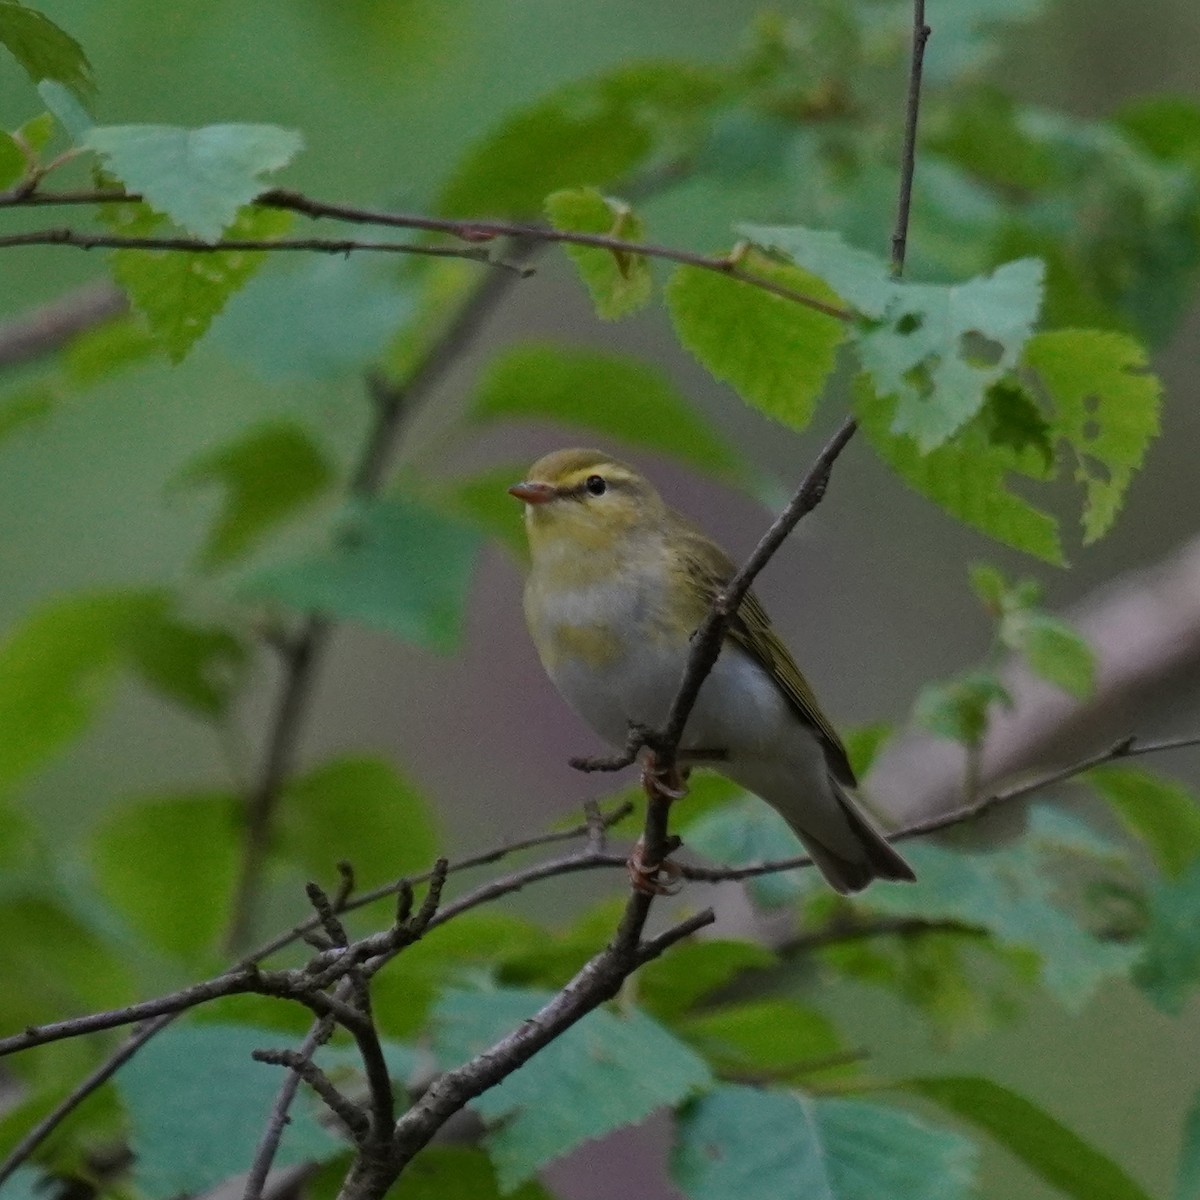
[627,836,683,896]
[640,753,689,803]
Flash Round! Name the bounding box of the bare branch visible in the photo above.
[891,0,931,275]
[253,1046,369,1141]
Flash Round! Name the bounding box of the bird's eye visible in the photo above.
[585,475,607,496]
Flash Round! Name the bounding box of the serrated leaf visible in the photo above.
[863,260,1045,450]
[214,249,417,382]
[854,374,1064,563]
[636,939,775,1022]
[91,793,237,960]
[83,123,302,242]
[1088,766,1200,877]
[1023,330,1161,542]
[279,756,439,888]
[1015,613,1095,698]
[977,380,1055,473]
[546,188,652,319]
[246,493,481,653]
[111,206,292,361]
[914,670,1010,746]
[739,228,1045,448]
[389,1147,551,1200]
[903,1076,1152,1200]
[666,254,846,432]
[857,838,1137,1007]
[681,999,845,1076]
[116,1024,342,1198]
[174,419,335,571]
[471,341,744,483]
[1134,859,1200,1013]
[433,986,711,1190]
[439,61,724,216]
[672,1087,976,1200]
[0,2,93,101]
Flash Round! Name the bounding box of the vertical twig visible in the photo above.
[890,0,931,277]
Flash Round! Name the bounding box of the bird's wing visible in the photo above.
[672,514,858,788]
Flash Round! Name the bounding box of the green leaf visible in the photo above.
[740,227,1045,449]
[123,605,247,718]
[0,894,133,1031]
[1088,766,1200,877]
[914,670,1010,746]
[63,314,160,385]
[977,380,1055,471]
[83,123,302,242]
[433,986,711,1190]
[116,1024,342,1198]
[214,250,417,381]
[440,464,529,558]
[37,77,91,140]
[0,592,139,795]
[545,188,652,319]
[91,793,237,960]
[0,387,54,445]
[856,837,1137,1007]
[471,341,744,484]
[636,939,775,1022]
[685,796,813,908]
[174,419,335,571]
[111,206,292,361]
[673,1087,976,1200]
[1134,859,1200,1013]
[1116,95,1200,173]
[279,756,439,888]
[968,563,1009,611]
[1175,1085,1200,1200]
[438,61,724,216]
[854,375,1064,563]
[903,1076,1152,1200]
[390,1147,552,1200]
[0,1,93,101]
[1023,330,1161,543]
[665,255,846,432]
[843,722,894,778]
[0,129,23,188]
[680,999,846,1076]
[246,493,482,653]
[1015,613,1095,698]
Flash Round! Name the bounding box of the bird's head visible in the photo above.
[508,448,665,560]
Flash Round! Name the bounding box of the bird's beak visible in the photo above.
[508,480,557,505]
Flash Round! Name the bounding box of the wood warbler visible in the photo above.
[510,448,914,895]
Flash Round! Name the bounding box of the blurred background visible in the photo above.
[1,1,1199,1196]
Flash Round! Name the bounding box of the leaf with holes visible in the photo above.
[84,123,302,241]
[1023,330,1161,542]
[546,188,652,319]
[433,986,711,1190]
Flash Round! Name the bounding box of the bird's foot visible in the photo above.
[641,752,689,803]
[627,835,683,896]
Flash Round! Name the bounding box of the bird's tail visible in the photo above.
[796,779,916,895]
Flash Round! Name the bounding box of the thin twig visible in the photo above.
[891,0,930,276]
[253,1047,370,1141]
[0,280,127,370]
[0,187,853,322]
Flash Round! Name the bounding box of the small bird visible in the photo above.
[509,447,915,896]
